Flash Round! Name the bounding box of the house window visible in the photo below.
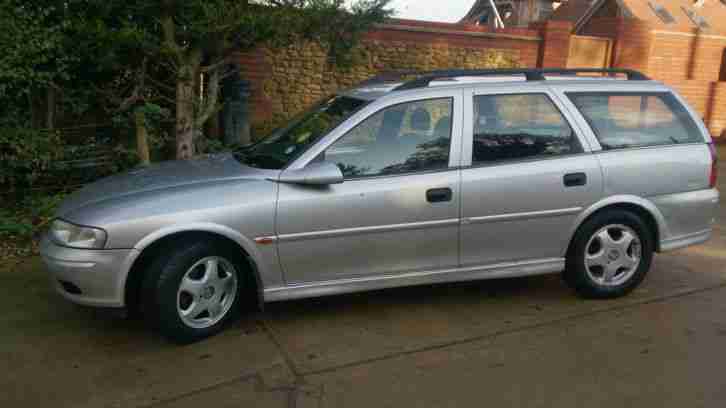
[648,2,675,24]
[478,10,491,25]
[720,49,726,82]
[682,6,711,29]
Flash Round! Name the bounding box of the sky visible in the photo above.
[358,0,476,23]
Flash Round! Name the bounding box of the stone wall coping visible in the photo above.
[374,23,543,42]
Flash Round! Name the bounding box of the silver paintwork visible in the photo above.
[40,237,138,307]
[40,76,719,310]
[660,229,713,252]
[276,218,460,242]
[56,153,254,216]
[459,154,603,267]
[264,258,565,302]
[276,170,461,283]
[584,224,642,286]
[465,207,583,224]
[277,162,344,185]
[177,256,238,329]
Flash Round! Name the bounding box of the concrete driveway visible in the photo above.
[3,148,726,408]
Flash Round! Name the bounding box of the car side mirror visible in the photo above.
[278,162,344,185]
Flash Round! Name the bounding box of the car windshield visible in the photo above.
[234,95,369,169]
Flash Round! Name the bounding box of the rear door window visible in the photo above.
[471,93,581,164]
[567,92,703,150]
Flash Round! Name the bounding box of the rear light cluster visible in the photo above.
[708,142,718,188]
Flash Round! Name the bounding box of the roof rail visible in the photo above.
[393,68,650,91]
[356,70,422,87]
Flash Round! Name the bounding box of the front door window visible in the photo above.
[323,98,454,178]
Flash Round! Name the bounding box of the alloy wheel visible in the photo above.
[584,224,642,287]
[176,256,238,329]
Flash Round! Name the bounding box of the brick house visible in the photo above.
[233,0,726,140]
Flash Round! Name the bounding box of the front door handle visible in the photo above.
[564,172,587,187]
[427,188,453,203]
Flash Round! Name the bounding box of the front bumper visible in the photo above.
[39,237,139,308]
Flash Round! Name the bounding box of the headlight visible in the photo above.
[49,219,107,249]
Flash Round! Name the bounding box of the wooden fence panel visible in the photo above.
[567,35,613,69]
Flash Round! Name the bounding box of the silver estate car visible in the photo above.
[41,69,719,342]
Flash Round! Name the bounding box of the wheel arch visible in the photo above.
[123,224,265,313]
[564,195,668,257]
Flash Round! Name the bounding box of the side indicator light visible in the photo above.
[254,237,276,245]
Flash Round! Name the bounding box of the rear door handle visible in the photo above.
[564,172,587,187]
[426,188,453,203]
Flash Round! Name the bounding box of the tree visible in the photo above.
[0,0,392,163]
[144,0,392,159]
[0,1,80,129]
[1,1,171,165]
[74,7,168,166]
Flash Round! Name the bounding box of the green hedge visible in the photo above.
[0,127,66,189]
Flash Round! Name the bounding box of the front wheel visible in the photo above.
[142,239,245,343]
[565,210,654,299]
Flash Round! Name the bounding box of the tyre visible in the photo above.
[142,238,246,343]
[564,209,654,299]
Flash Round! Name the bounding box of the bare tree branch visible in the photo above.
[197,67,221,125]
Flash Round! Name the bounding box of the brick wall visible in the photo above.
[538,20,573,67]
[647,31,726,138]
[237,20,546,130]
[612,20,653,74]
[649,31,726,82]
[234,16,726,139]
[669,81,726,138]
[234,17,726,143]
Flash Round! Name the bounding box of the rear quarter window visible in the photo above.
[566,92,704,150]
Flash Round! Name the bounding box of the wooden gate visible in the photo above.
[567,35,613,69]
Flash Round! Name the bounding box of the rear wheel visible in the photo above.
[142,239,245,343]
[565,210,654,299]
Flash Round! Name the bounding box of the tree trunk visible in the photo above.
[175,64,197,160]
[160,11,199,160]
[207,108,221,140]
[134,108,151,165]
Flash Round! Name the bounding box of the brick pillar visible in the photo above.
[538,20,573,68]
[611,20,653,75]
[235,49,274,126]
